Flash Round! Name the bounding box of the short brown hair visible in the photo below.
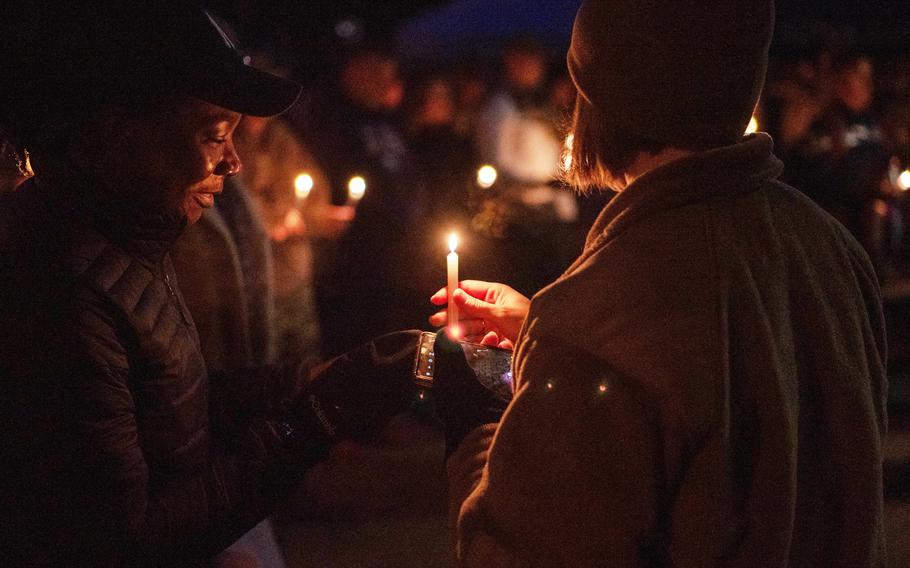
[562,94,666,194]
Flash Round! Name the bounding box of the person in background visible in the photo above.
[450,63,490,144]
[232,107,334,365]
[403,74,479,296]
[430,1,887,565]
[303,48,429,355]
[787,53,895,276]
[0,4,421,565]
[473,36,578,296]
[172,171,277,372]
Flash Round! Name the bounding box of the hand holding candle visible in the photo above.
[447,233,459,338]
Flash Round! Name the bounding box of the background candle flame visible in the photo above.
[899,170,910,191]
[348,176,367,201]
[294,173,313,199]
[476,165,497,189]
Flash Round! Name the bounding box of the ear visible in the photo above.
[67,105,136,169]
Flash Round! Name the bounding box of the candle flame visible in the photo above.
[448,232,458,253]
[294,173,314,199]
[477,165,497,189]
[348,176,367,200]
[745,116,759,135]
[899,170,910,192]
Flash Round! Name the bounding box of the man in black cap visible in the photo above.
[0,4,420,565]
[431,0,887,565]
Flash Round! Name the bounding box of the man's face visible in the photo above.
[122,98,242,224]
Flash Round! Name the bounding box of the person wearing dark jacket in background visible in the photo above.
[430,1,887,565]
[787,53,894,276]
[302,49,430,356]
[0,4,420,566]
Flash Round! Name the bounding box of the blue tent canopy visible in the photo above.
[397,0,910,61]
[397,0,583,61]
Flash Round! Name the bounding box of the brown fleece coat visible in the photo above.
[447,134,888,567]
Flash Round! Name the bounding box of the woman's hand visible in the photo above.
[429,280,530,348]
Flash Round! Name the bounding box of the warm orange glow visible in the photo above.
[284,209,303,230]
[562,134,574,170]
[477,165,497,188]
[294,173,314,199]
[448,232,458,253]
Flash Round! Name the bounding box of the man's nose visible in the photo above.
[214,143,241,177]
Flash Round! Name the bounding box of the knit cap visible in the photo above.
[567,0,774,148]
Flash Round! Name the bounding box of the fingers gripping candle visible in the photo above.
[447,233,459,338]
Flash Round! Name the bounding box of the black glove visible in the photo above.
[432,330,511,456]
[287,330,422,447]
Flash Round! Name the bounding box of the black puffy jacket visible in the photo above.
[0,177,315,566]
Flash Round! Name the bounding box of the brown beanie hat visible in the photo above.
[567,0,774,149]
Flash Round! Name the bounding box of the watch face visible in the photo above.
[414,332,437,386]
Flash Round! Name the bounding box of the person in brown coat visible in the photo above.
[430,1,888,565]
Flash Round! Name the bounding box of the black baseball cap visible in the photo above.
[1,2,301,119]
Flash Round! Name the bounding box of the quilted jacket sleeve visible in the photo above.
[64,294,322,564]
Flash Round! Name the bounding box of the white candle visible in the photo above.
[447,233,459,337]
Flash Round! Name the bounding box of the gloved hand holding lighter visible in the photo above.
[431,330,511,456]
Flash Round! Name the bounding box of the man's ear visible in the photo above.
[67,106,137,171]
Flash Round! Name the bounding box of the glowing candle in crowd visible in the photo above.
[294,173,314,203]
[746,116,759,135]
[477,165,497,189]
[899,170,910,192]
[347,175,367,205]
[447,233,459,337]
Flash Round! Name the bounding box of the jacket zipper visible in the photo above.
[161,262,191,325]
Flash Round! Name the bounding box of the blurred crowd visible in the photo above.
[764,42,910,284]
[4,28,910,369]
[2,12,910,566]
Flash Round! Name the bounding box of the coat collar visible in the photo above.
[569,133,783,274]
[33,173,186,263]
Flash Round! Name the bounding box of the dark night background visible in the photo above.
[208,0,910,76]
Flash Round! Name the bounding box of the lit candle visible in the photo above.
[294,173,314,204]
[899,170,910,192]
[476,165,497,189]
[347,176,367,206]
[447,233,459,337]
[745,116,759,135]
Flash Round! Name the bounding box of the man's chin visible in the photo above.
[184,205,204,225]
